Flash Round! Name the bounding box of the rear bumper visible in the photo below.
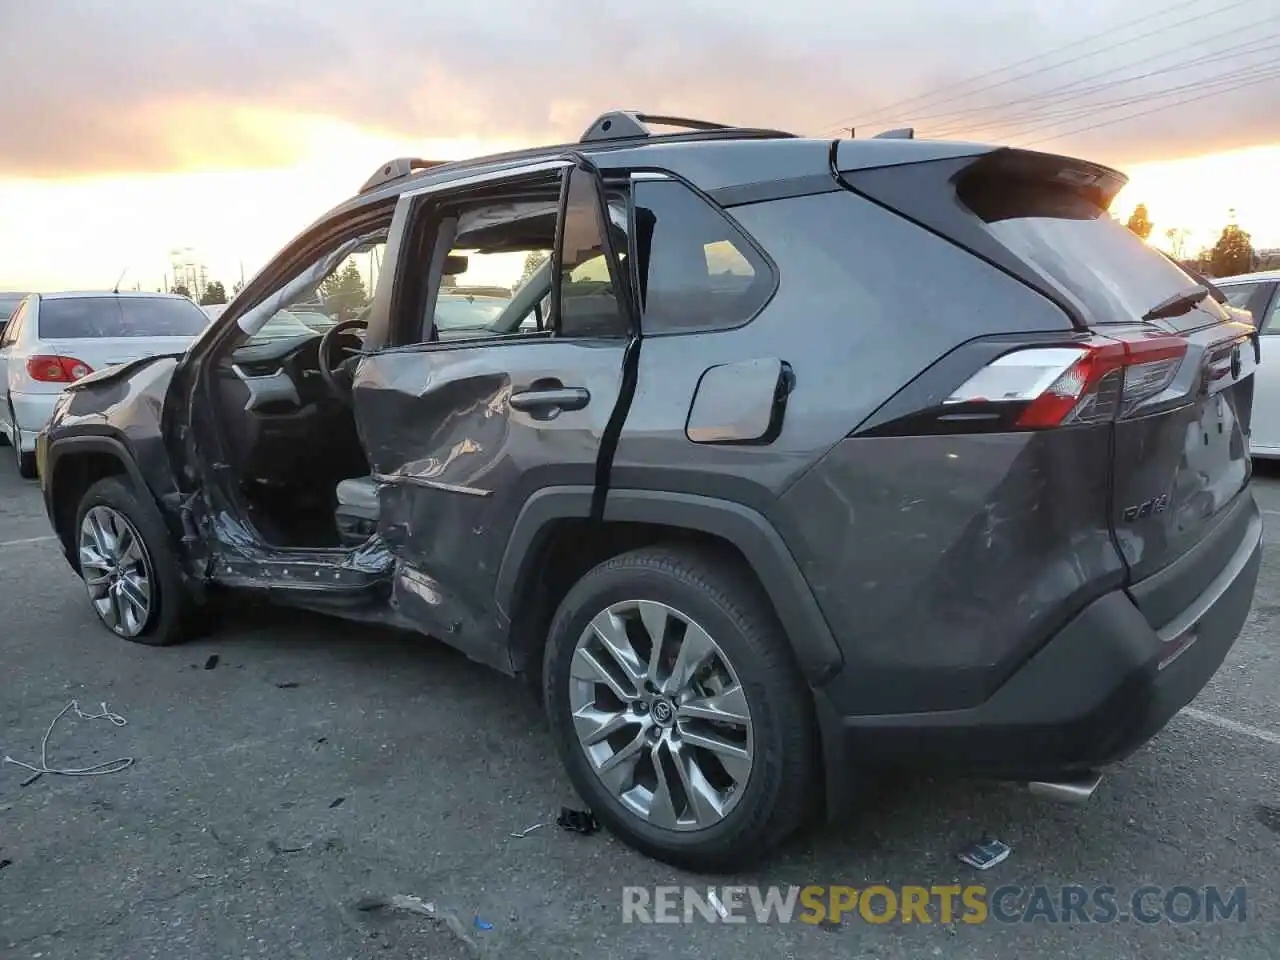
[817,493,1262,788]
[9,391,60,452]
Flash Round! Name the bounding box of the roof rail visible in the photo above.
[579,110,793,144]
[360,157,449,193]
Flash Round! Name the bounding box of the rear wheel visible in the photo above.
[74,476,194,645]
[10,409,36,479]
[543,544,817,870]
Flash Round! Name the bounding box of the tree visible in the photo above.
[518,250,549,288]
[171,284,191,298]
[1208,223,1254,277]
[320,261,368,320]
[1126,203,1153,240]
[200,280,227,305]
[232,279,244,295]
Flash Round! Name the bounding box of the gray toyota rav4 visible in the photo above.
[37,111,1263,869]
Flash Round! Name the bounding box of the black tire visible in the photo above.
[543,543,817,871]
[10,410,36,479]
[73,476,196,646]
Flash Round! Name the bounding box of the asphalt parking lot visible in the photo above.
[1,458,1278,959]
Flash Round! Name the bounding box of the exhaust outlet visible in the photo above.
[1027,771,1102,804]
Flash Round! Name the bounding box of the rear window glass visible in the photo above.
[960,181,1205,327]
[0,298,23,322]
[633,180,773,333]
[1223,284,1259,311]
[37,297,209,339]
[435,294,510,331]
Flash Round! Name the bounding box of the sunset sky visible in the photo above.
[1,0,1277,294]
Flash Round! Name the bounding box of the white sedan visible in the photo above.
[0,292,208,478]
[1215,271,1280,459]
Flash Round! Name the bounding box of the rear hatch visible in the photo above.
[840,145,1258,625]
[33,295,206,386]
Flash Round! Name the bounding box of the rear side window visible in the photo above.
[959,179,1204,327]
[1223,283,1259,311]
[0,300,27,346]
[0,297,23,322]
[632,180,773,333]
[37,297,208,339]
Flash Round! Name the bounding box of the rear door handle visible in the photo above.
[509,386,590,413]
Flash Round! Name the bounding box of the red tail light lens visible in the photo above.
[945,335,1188,429]
[26,355,94,383]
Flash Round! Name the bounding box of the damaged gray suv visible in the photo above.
[37,111,1263,869]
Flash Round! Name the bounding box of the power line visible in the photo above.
[977,63,1280,143]
[931,35,1280,137]
[821,0,1261,135]
[932,43,1280,140]
[1010,68,1280,147]
[920,25,1280,135]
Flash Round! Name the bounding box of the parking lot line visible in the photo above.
[0,534,56,548]
[1181,706,1280,748]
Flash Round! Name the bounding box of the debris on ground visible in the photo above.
[473,914,494,930]
[266,839,310,855]
[507,821,545,839]
[0,859,12,870]
[355,894,480,956]
[204,655,220,670]
[958,838,1011,870]
[329,797,345,808]
[274,681,300,689]
[2,700,133,782]
[556,807,598,835]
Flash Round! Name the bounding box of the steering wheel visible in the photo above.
[317,317,368,403]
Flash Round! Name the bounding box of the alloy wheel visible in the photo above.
[79,506,154,637]
[568,599,754,831]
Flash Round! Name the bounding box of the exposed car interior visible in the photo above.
[206,187,621,551]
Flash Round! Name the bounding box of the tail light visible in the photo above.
[945,335,1187,429]
[26,355,94,383]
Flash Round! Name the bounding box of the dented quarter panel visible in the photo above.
[779,429,1126,715]
[46,356,186,521]
[351,339,629,662]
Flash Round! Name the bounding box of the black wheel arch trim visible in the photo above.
[42,434,195,586]
[495,486,845,686]
[46,434,150,496]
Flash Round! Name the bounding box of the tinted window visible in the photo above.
[558,167,629,339]
[0,297,24,322]
[1223,284,1259,311]
[1261,286,1280,336]
[633,180,772,333]
[962,182,1212,327]
[436,294,511,331]
[37,297,209,339]
[0,300,26,346]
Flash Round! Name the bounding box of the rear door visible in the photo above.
[956,159,1259,595]
[351,158,638,662]
[842,148,1258,611]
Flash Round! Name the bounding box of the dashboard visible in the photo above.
[216,330,367,485]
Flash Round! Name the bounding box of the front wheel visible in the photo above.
[74,476,195,645]
[543,544,817,871]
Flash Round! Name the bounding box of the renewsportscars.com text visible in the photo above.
[621,884,1248,925]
